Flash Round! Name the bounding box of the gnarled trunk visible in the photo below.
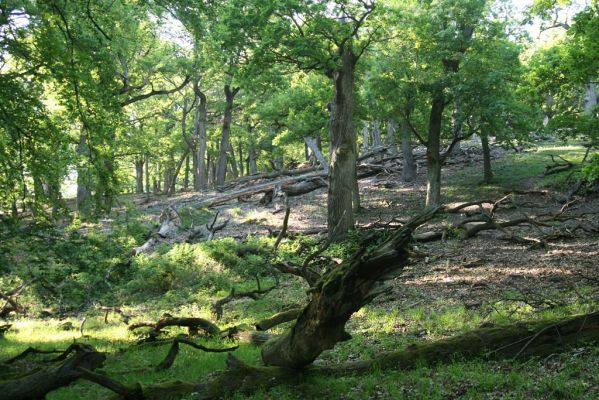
[216,85,240,187]
[261,208,439,368]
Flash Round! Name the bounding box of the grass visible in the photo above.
[1,140,598,399]
[444,141,589,201]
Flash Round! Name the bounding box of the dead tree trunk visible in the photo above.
[217,85,240,187]
[0,344,105,400]
[195,83,208,190]
[304,136,329,172]
[261,208,440,368]
[361,122,370,155]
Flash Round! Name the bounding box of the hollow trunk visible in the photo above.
[217,85,240,186]
[327,47,358,241]
[481,131,493,183]
[425,90,445,208]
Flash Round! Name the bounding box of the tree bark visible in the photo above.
[217,85,240,186]
[327,47,358,241]
[76,129,92,217]
[400,115,416,182]
[261,208,439,368]
[0,344,105,400]
[361,122,370,155]
[304,136,329,172]
[195,83,208,190]
[228,142,239,179]
[238,140,244,176]
[167,149,191,196]
[481,131,493,183]
[385,119,398,155]
[135,157,144,194]
[425,90,445,208]
[585,80,597,116]
[144,153,150,194]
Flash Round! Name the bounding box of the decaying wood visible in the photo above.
[212,286,277,320]
[261,207,440,368]
[96,305,131,324]
[0,278,39,318]
[0,324,11,337]
[128,316,221,341]
[133,208,229,254]
[255,309,303,331]
[0,344,106,400]
[75,312,599,400]
[2,346,64,365]
[155,338,238,371]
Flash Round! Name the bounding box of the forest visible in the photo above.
[0,0,598,398]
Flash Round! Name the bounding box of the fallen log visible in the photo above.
[75,311,599,400]
[261,207,441,368]
[155,338,238,371]
[128,317,221,341]
[255,309,303,331]
[0,344,105,400]
[212,286,277,320]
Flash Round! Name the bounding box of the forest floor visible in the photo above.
[1,140,598,399]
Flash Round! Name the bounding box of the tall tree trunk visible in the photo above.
[585,80,597,116]
[216,85,240,186]
[400,115,416,182]
[228,142,239,179]
[194,82,208,190]
[76,129,92,217]
[144,153,150,194]
[327,47,358,241]
[238,141,244,176]
[386,119,398,154]
[135,157,144,194]
[371,120,382,149]
[183,154,190,189]
[167,149,191,196]
[361,122,370,155]
[481,131,493,183]
[449,96,463,156]
[248,138,258,175]
[425,90,445,208]
[304,137,329,172]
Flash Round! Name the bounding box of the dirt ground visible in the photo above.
[119,144,598,314]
